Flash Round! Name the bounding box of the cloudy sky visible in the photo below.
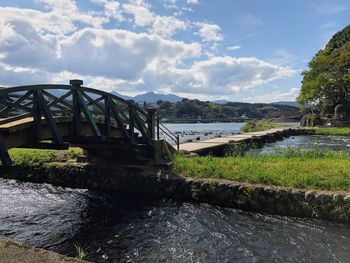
[0,0,349,102]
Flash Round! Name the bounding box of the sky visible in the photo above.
[0,0,349,102]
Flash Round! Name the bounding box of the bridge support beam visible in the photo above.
[0,133,12,166]
[33,90,64,145]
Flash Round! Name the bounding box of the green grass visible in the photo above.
[174,148,350,191]
[8,148,83,166]
[314,127,350,136]
[240,120,285,132]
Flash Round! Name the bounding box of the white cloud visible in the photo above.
[227,45,241,51]
[123,3,154,27]
[195,22,223,42]
[91,0,124,21]
[123,2,186,37]
[245,88,300,103]
[0,1,296,101]
[187,0,199,4]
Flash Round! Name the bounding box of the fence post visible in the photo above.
[177,134,180,152]
[156,117,160,140]
[70,79,83,136]
[146,107,157,140]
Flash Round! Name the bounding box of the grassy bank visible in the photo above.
[240,120,285,132]
[174,148,350,191]
[8,148,83,166]
[314,127,350,136]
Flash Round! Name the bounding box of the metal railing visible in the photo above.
[156,117,180,151]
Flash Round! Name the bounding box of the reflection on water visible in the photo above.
[0,178,350,262]
[260,135,350,154]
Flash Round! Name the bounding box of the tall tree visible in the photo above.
[298,24,350,115]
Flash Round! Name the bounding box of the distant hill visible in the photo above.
[133,91,183,103]
[212,99,231,104]
[111,91,133,101]
[272,101,298,107]
[112,91,183,103]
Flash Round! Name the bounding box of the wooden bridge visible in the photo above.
[0,80,177,166]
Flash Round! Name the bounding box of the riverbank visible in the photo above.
[0,236,89,263]
[1,155,350,223]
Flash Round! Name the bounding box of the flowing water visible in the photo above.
[260,135,350,154]
[1,178,350,263]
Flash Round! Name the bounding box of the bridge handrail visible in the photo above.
[156,118,179,151]
[0,81,153,145]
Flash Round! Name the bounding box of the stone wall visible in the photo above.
[1,163,350,223]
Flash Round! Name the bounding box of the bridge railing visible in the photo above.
[156,118,180,151]
[0,80,158,165]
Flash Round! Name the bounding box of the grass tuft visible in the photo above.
[240,120,285,132]
[174,148,350,191]
[314,127,350,136]
[8,148,83,166]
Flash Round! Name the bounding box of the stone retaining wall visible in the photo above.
[1,163,350,223]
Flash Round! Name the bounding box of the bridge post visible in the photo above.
[0,133,12,166]
[128,104,135,139]
[32,91,42,142]
[146,107,157,140]
[104,96,111,136]
[71,80,83,136]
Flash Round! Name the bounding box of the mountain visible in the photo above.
[111,91,133,100]
[112,91,183,103]
[133,91,183,103]
[272,101,298,107]
[212,99,231,104]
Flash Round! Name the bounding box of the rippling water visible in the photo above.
[260,135,350,154]
[1,179,350,262]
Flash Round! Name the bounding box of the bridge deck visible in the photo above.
[178,127,298,154]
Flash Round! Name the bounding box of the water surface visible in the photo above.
[260,135,350,154]
[0,178,350,262]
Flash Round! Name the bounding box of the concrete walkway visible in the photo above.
[0,237,90,263]
[178,127,301,154]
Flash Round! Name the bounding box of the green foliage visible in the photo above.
[240,120,285,132]
[174,148,350,191]
[156,99,299,121]
[314,127,350,136]
[73,243,87,260]
[8,148,83,166]
[298,24,350,115]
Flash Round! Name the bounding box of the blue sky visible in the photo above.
[0,0,349,102]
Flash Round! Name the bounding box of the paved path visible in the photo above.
[178,128,299,154]
[0,237,90,263]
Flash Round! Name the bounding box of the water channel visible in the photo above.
[1,124,350,262]
[1,178,350,262]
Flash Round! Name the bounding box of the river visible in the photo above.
[1,178,350,262]
[2,124,350,262]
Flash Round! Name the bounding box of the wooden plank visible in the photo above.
[32,91,42,142]
[72,90,82,136]
[81,92,105,114]
[42,90,73,111]
[108,98,129,138]
[0,113,32,126]
[104,96,111,136]
[0,90,32,115]
[76,90,101,137]
[35,90,64,145]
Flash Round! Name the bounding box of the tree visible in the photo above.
[297,24,350,116]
